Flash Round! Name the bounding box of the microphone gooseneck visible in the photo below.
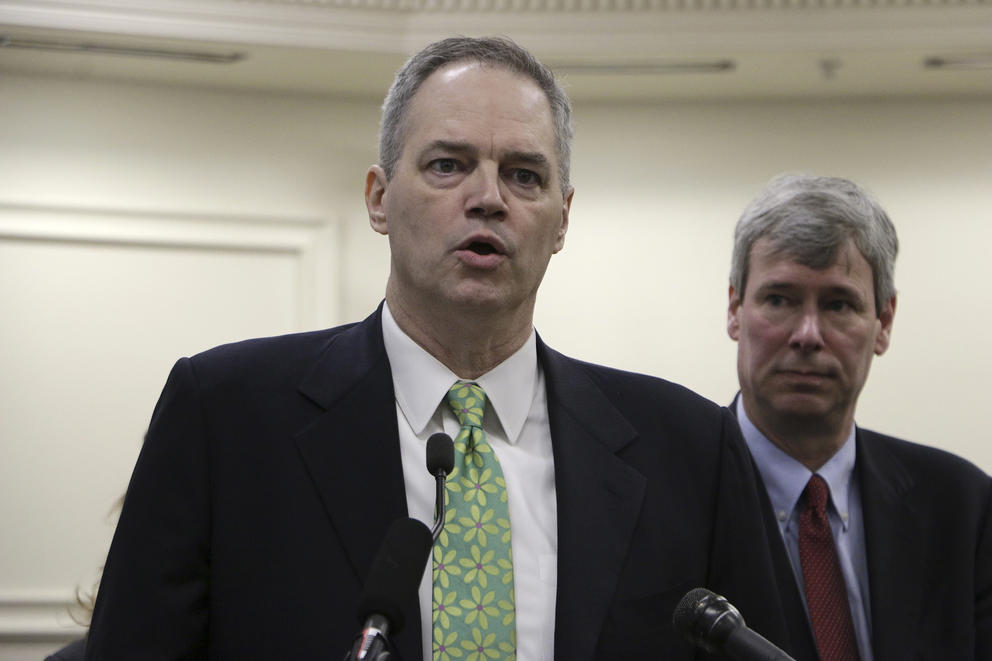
[426,432,454,541]
[350,517,433,660]
[673,587,797,661]
[346,434,455,660]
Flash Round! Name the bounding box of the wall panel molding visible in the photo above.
[0,202,344,646]
[0,202,340,330]
[0,592,84,641]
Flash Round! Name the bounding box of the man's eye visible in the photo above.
[510,169,541,186]
[825,300,854,312]
[430,159,459,174]
[766,294,787,307]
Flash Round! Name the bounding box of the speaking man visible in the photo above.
[85,36,779,660]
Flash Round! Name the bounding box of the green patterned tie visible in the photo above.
[433,382,516,661]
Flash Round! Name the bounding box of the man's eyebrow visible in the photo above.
[423,140,476,156]
[422,142,551,167]
[503,151,552,171]
[754,280,799,293]
[822,284,867,300]
[755,280,865,298]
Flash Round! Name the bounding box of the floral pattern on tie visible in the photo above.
[433,382,516,661]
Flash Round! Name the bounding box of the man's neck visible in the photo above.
[385,292,533,380]
[744,401,853,472]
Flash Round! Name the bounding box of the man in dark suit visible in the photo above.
[726,173,992,660]
[85,36,781,660]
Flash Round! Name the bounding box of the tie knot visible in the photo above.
[446,382,487,429]
[804,473,831,515]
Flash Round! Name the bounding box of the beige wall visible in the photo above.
[1,73,990,656]
[546,97,992,463]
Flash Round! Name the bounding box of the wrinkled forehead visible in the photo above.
[749,237,877,296]
[758,233,868,275]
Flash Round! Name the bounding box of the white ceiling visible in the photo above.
[1,0,992,101]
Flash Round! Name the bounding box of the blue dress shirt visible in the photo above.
[736,397,874,661]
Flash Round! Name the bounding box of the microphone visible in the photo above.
[673,587,796,661]
[426,432,454,541]
[349,517,433,661]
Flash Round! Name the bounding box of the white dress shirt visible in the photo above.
[381,303,558,661]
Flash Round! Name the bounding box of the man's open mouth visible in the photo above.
[467,241,498,255]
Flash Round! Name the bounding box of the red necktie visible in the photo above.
[799,474,861,661]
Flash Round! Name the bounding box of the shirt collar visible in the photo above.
[381,301,538,445]
[736,396,857,529]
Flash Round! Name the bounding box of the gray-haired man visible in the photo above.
[85,36,781,661]
[727,174,992,661]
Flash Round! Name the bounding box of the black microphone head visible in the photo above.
[426,432,454,477]
[673,587,745,654]
[356,517,433,633]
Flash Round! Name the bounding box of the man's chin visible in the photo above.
[445,281,532,313]
[767,392,834,420]
[446,290,506,311]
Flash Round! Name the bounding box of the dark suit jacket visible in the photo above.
[731,402,992,660]
[46,638,86,661]
[85,307,785,660]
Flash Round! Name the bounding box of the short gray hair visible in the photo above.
[730,173,899,316]
[378,36,573,196]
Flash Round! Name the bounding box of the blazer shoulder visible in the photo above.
[197,322,357,362]
[179,321,363,387]
[861,428,989,476]
[567,357,721,411]
[539,343,728,434]
[859,427,991,497]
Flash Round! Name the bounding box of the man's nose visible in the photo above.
[789,309,825,352]
[466,165,508,220]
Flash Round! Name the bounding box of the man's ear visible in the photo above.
[727,285,742,341]
[365,165,388,236]
[874,295,897,355]
[552,186,574,255]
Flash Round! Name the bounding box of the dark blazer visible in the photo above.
[46,638,86,661]
[731,402,992,660]
[85,307,784,660]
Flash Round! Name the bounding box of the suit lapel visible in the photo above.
[728,394,819,661]
[294,308,422,659]
[753,461,820,661]
[858,429,925,660]
[538,341,646,661]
